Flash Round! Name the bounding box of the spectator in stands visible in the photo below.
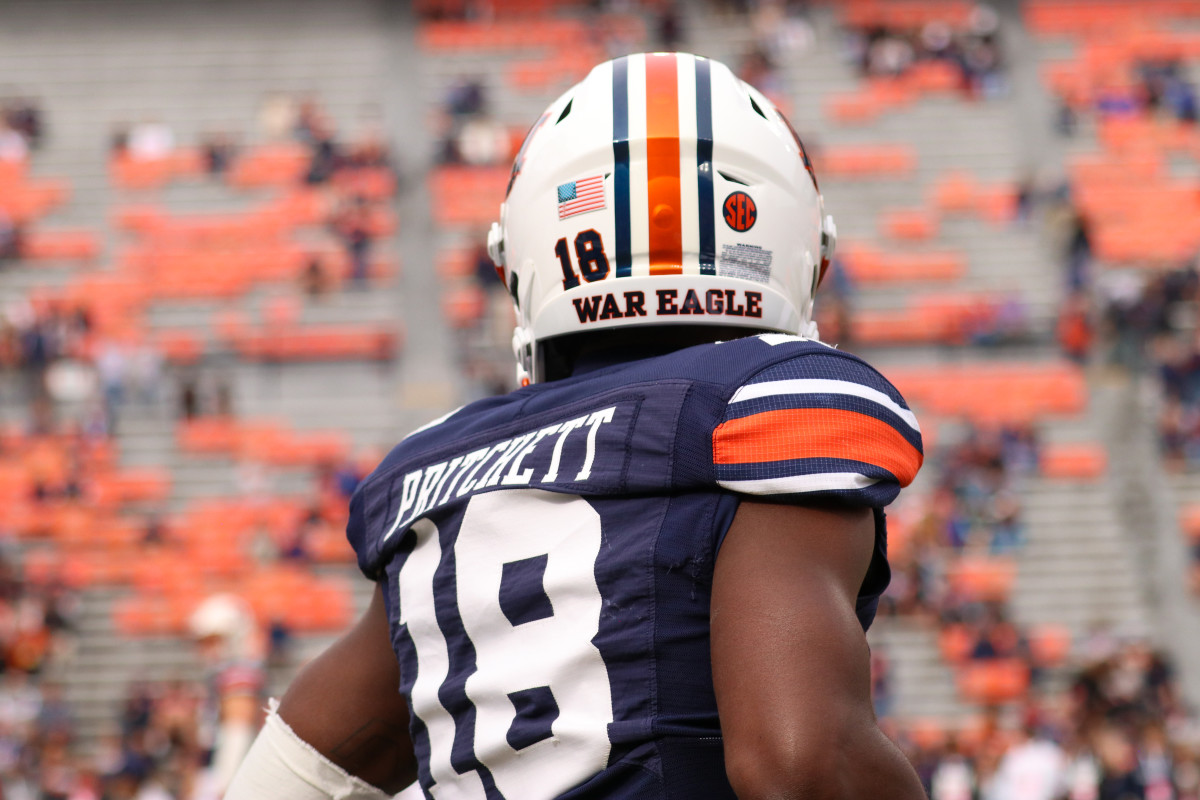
[127,119,174,161]
[131,342,164,407]
[303,114,340,185]
[301,254,331,298]
[95,341,127,432]
[444,78,486,119]
[201,131,237,176]
[1064,211,1093,292]
[655,2,684,49]
[345,125,394,173]
[213,373,234,417]
[258,93,298,141]
[456,115,509,166]
[843,3,1006,98]
[0,117,29,163]
[331,196,373,286]
[3,97,43,150]
[0,208,24,262]
[110,123,130,157]
[867,29,915,77]
[179,372,200,421]
[1058,292,1094,365]
[929,737,975,800]
[738,45,785,102]
[988,722,1067,800]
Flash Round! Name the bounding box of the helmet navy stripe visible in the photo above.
[611,56,632,278]
[695,57,715,276]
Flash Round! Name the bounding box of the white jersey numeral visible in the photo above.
[399,490,614,799]
[397,519,488,800]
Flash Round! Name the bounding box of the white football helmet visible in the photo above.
[489,52,836,384]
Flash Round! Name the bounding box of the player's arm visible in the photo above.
[224,584,417,799]
[711,501,925,800]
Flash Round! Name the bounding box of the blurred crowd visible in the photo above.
[843,2,1007,99]
[0,296,162,437]
[880,421,1037,650]
[874,415,1200,799]
[0,97,43,163]
[888,636,1200,800]
[1058,56,1198,138]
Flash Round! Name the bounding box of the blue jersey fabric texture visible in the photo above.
[346,334,922,799]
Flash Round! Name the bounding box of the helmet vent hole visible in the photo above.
[748,95,768,119]
[556,99,573,124]
[718,170,749,186]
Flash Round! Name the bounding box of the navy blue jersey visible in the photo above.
[347,334,922,799]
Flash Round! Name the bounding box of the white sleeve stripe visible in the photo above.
[729,378,921,433]
[718,472,880,495]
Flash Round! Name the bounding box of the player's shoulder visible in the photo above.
[666,333,905,402]
[360,392,523,490]
[703,334,922,506]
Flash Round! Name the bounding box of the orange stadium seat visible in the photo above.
[306,525,357,563]
[907,59,963,93]
[332,167,397,200]
[946,557,1018,602]
[0,180,69,223]
[443,285,488,329]
[155,330,203,364]
[1040,442,1107,480]
[932,172,978,213]
[840,0,973,28]
[882,209,938,241]
[957,659,1030,705]
[908,719,949,752]
[840,247,967,284]
[1028,624,1072,668]
[939,624,975,666]
[22,229,100,262]
[111,150,203,190]
[429,166,510,226]
[853,307,951,345]
[178,417,240,453]
[1180,505,1200,541]
[227,143,309,188]
[437,247,478,281]
[0,159,29,185]
[887,363,1088,423]
[819,144,917,178]
[827,93,880,124]
[90,468,172,505]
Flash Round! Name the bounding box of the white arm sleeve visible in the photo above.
[223,701,399,800]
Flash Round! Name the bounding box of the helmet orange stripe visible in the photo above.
[644,53,683,275]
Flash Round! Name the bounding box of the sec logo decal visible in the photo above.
[723,191,757,232]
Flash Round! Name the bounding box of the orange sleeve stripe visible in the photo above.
[713,407,923,486]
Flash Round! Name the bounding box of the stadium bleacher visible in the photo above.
[1,0,1199,796]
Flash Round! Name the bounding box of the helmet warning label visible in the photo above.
[718,243,773,283]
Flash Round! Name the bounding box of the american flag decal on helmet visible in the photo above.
[557,175,606,219]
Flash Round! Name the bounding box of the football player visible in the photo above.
[226,52,927,799]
